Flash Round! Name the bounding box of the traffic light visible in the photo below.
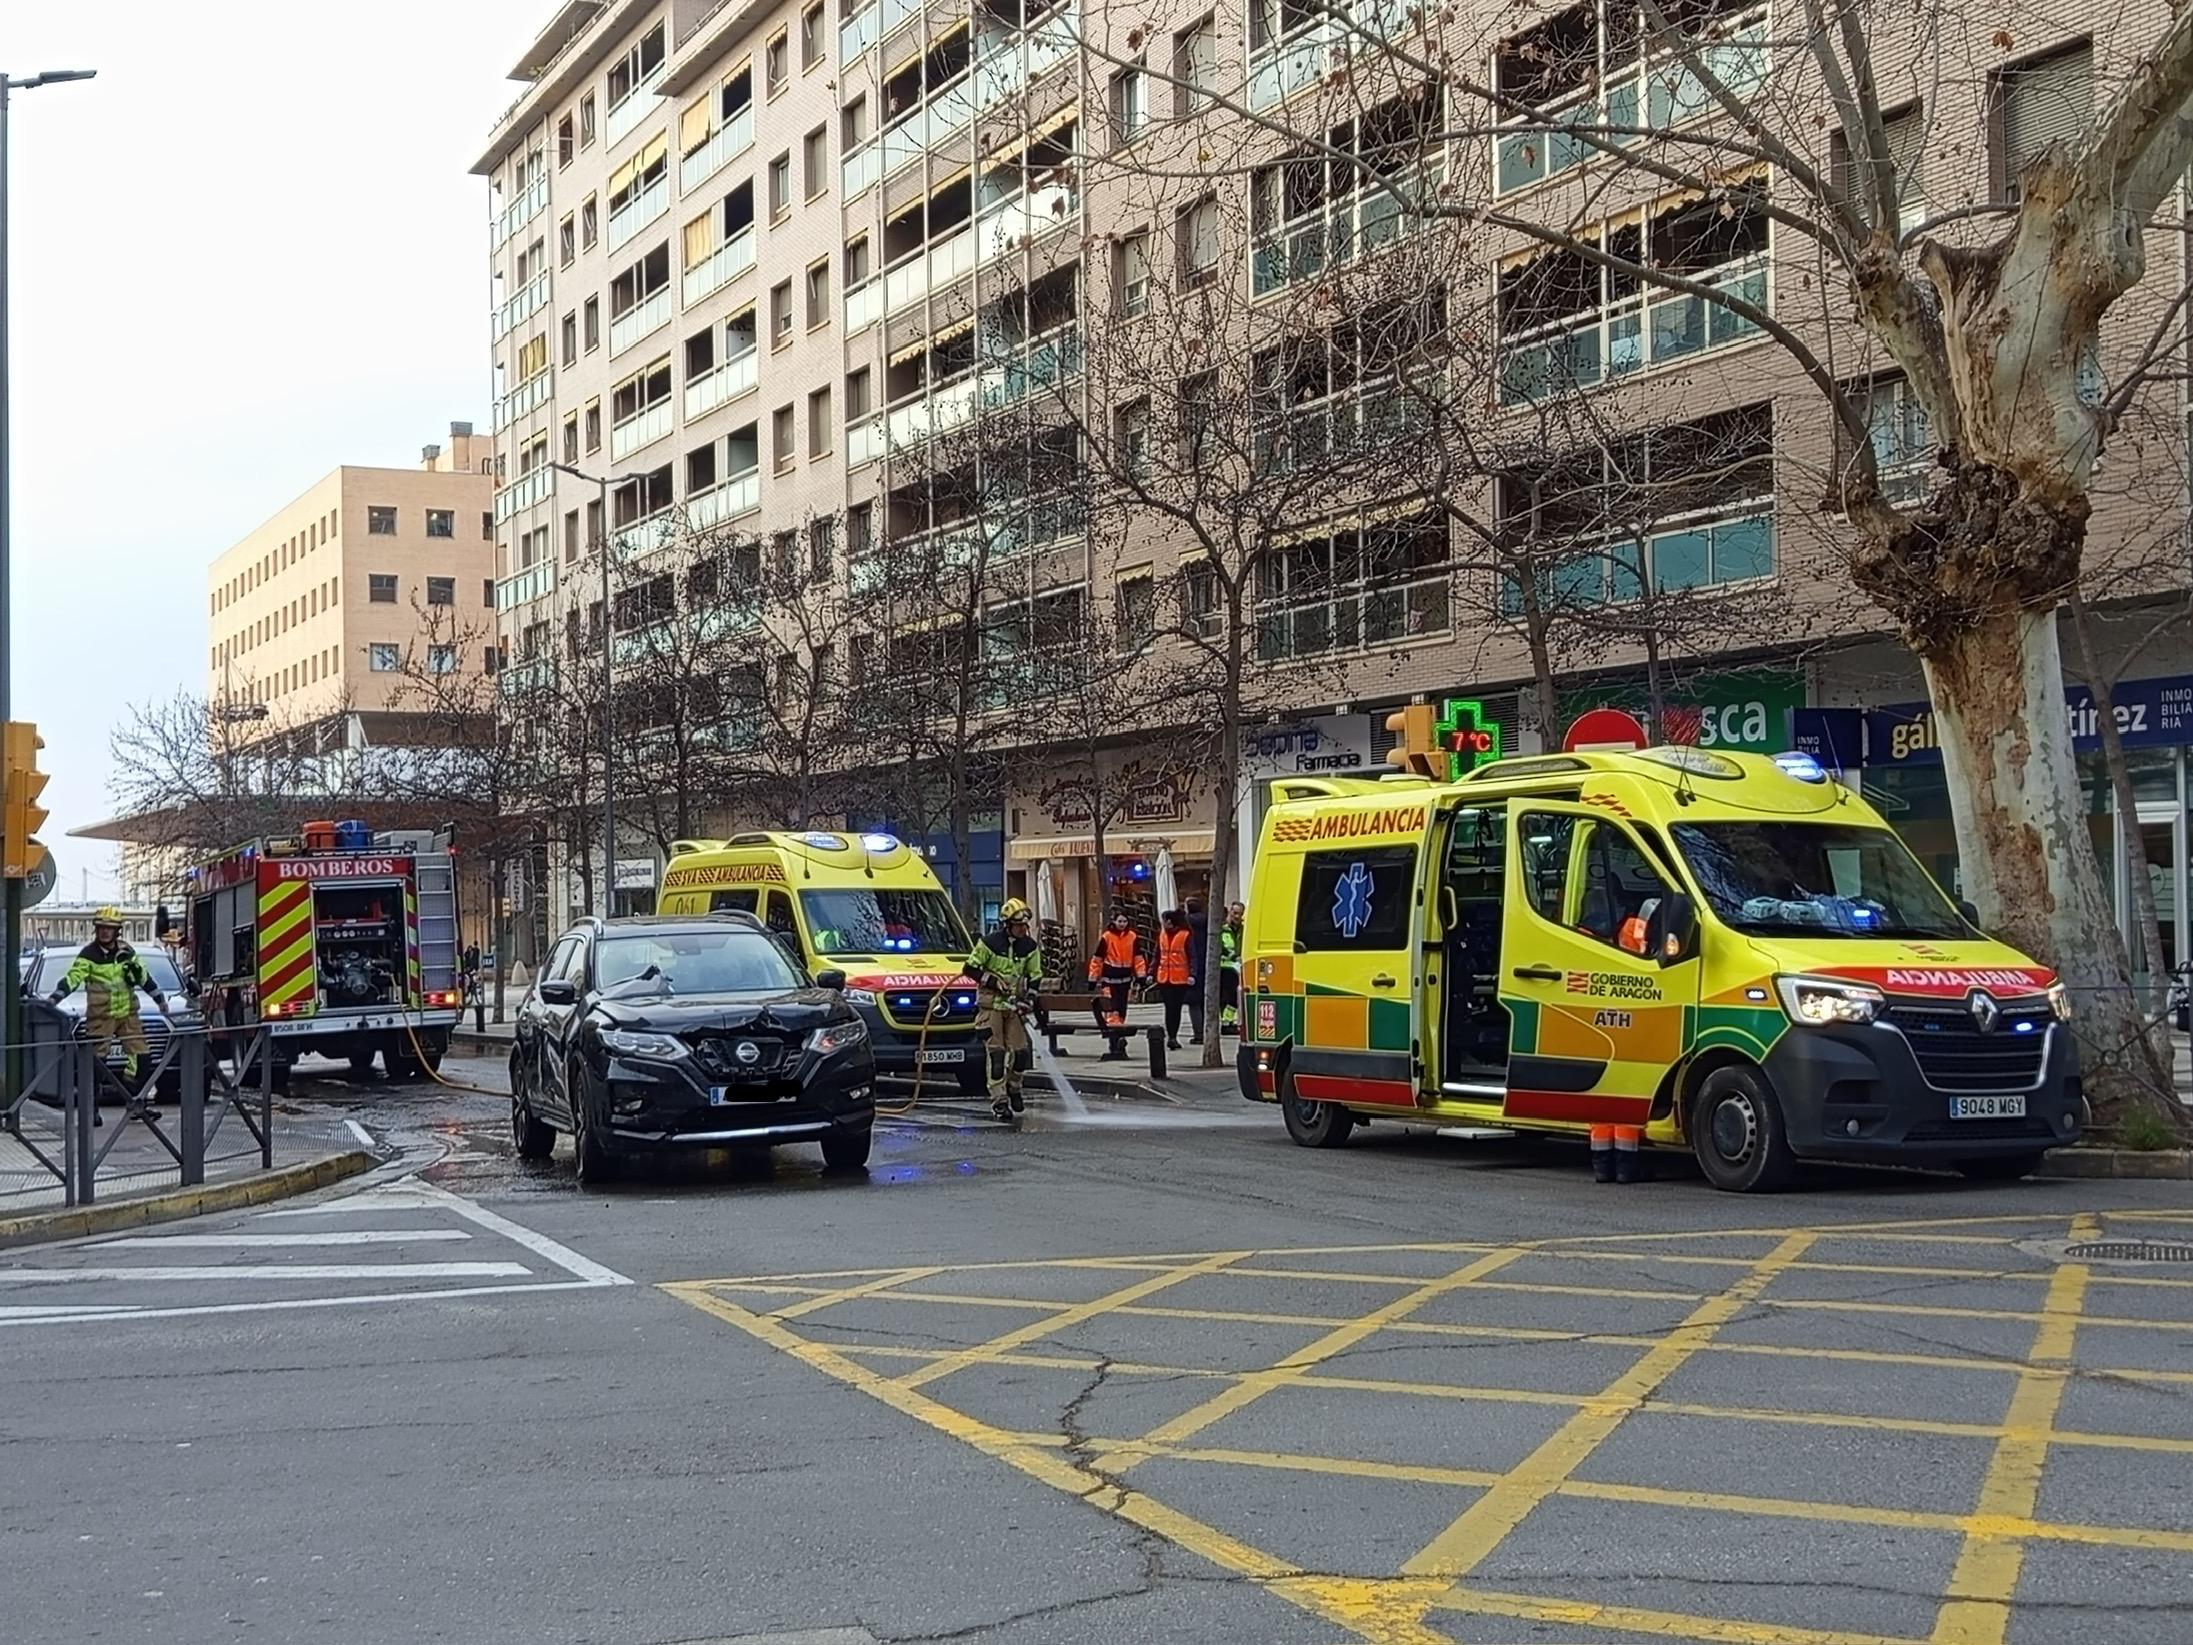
[1384,704,1443,778]
[4,721,51,880]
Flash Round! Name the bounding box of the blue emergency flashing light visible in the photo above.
[802,831,849,851]
[861,832,899,853]
[1128,861,1150,880]
[2013,1020,2037,1034]
[1773,750,1827,783]
[954,993,977,1009]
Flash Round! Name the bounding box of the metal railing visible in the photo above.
[496,271,549,339]
[2,1005,277,1211]
[494,367,553,431]
[496,558,558,610]
[1496,255,1768,405]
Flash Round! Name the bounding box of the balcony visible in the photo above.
[973,8,1079,114]
[680,104,755,194]
[848,413,888,468]
[1250,0,1412,110]
[686,468,761,530]
[1252,165,1442,299]
[976,185,1076,263]
[842,140,882,200]
[880,72,977,179]
[496,271,548,339]
[682,224,756,307]
[1253,377,1438,474]
[884,371,984,447]
[981,324,1081,410]
[606,171,669,253]
[611,399,673,462]
[496,173,549,247]
[494,367,553,431]
[495,558,558,610]
[498,655,558,696]
[610,508,679,560]
[840,0,880,62]
[883,225,974,316]
[1496,255,1768,405]
[609,286,673,356]
[605,59,667,148]
[1256,568,1451,661]
[493,465,555,523]
[846,276,883,333]
[684,347,758,421]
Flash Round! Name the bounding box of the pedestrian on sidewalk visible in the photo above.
[1183,899,1210,1046]
[1219,901,1244,1034]
[1087,910,1146,1060]
[1154,908,1198,1051]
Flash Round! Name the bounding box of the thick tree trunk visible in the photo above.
[2069,599,2171,1014]
[1923,608,2182,1133]
[1202,723,1237,1070]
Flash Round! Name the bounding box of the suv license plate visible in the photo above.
[917,1048,963,1065]
[1950,1094,2027,1120]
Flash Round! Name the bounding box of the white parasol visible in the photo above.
[1034,858,1058,926]
[1155,845,1178,914]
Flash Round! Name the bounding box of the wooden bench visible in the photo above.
[1037,991,1168,1077]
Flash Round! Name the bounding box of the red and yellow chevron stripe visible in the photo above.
[257,878,316,1014]
[404,885,422,1008]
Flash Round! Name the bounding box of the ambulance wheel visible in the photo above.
[1281,1078,1354,1149]
[1690,1065,1793,1193]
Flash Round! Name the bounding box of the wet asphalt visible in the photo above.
[2,1053,2190,1645]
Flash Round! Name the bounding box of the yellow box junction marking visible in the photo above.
[664,1209,2193,1645]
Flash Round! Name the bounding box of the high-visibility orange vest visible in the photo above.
[1155,926,1193,986]
[1088,928,1145,983]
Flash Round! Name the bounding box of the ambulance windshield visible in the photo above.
[1670,822,1972,940]
[799,889,969,956]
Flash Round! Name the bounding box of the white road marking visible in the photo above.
[98,1230,471,1249]
[403,1180,631,1286]
[344,1119,377,1149]
[0,1263,532,1284]
[257,1195,440,1217]
[0,1277,602,1328]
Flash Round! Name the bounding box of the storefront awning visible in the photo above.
[1008,830,1216,862]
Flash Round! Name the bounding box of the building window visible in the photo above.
[1109,64,1146,145]
[848,501,873,556]
[809,515,835,575]
[585,399,602,453]
[367,507,397,536]
[484,576,496,607]
[558,115,575,168]
[1117,574,1156,647]
[1496,180,1769,404]
[1997,41,2092,202]
[481,511,492,539]
[426,576,455,605]
[1184,560,1219,638]
[1113,398,1152,480]
[1857,375,1933,503]
[582,193,598,247]
[1114,230,1150,316]
[563,412,580,463]
[1255,511,1450,660]
[1177,196,1218,287]
[607,23,667,114]
[846,365,872,418]
[808,385,833,453]
[369,643,401,672]
[769,151,792,218]
[773,404,796,471]
[844,233,871,288]
[1173,17,1217,115]
[586,497,604,549]
[559,213,577,268]
[580,92,596,148]
[428,645,458,675]
[561,310,578,366]
[771,279,794,346]
[842,95,869,151]
[766,30,789,96]
[804,125,828,199]
[805,259,830,327]
[584,296,600,352]
[1832,103,1927,237]
[801,2,826,67]
[425,510,455,539]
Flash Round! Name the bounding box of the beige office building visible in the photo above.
[206,425,498,725]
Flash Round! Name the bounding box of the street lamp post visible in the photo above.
[547,462,635,912]
[1,69,95,1092]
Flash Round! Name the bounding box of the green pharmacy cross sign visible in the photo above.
[1435,698,1501,779]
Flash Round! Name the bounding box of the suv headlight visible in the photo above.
[1774,974,1885,1026]
[841,988,878,1005]
[2045,980,2072,1021]
[599,1028,686,1060]
[807,1017,870,1056]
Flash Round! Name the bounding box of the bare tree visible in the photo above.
[107,689,357,856]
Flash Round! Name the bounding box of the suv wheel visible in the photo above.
[569,1058,620,1186]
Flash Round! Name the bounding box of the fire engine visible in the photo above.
[185,822,462,1084]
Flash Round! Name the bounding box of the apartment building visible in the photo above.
[474,0,2193,956]
[206,425,498,728]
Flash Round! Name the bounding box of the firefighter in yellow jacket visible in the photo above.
[49,909,171,1088]
[963,898,1043,1122]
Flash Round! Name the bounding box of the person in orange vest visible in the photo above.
[1154,908,1198,1051]
[1086,909,1146,1060]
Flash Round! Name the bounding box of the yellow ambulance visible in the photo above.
[657,831,989,1090]
[1238,747,2084,1190]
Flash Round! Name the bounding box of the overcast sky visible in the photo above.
[8,1,537,898]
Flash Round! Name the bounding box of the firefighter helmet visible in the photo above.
[93,906,124,929]
[999,897,1031,923]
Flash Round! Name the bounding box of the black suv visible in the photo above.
[510,914,877,1185]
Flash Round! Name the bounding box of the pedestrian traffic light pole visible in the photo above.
[0,68,97,1103]
[548,461,637,912]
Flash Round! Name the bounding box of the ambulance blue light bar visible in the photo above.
[1773,751,1827,783]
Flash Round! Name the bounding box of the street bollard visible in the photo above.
[179,1031,207,1186]
[1146,1026,1167,1081]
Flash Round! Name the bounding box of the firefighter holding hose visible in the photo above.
[49,907,171,1092]
[964,897,1043,1122]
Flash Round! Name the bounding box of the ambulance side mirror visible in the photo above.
[1653,894,1700,967]
[1958,899,1982,930]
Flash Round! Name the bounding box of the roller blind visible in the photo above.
[684,210,721,268]
[681,95,714,154]
[2002,42,2092,198]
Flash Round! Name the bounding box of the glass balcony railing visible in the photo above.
[981,324,1080,410]
[840,0,880,61]
[1496,255,1767,405]
[606,172,670,253]
[848,413,888,468]
[976,185,1076,262]
[884,372,984,447]
[496,174,549,247]
[609,286,673,356]
[496,272,548,339]
[605,60,668,148]
[880,72,976,179]
[494,367,552,431]
[841,140,882,200]
[680,104,755,194]
[684,347,758,421]
[497,655,558,696]
[883,224,974,316]
[609,507,678,560]
[493,466,555,524]
[682,224,756,306]
[495,557,558,609]
[686,468,761,530]
[845,275,882,333]
[1251,164,1441,298]
[610,399,673,462]
[1255,568,1451,661]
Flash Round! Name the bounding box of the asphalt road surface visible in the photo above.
[3,1054,2190,1645]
